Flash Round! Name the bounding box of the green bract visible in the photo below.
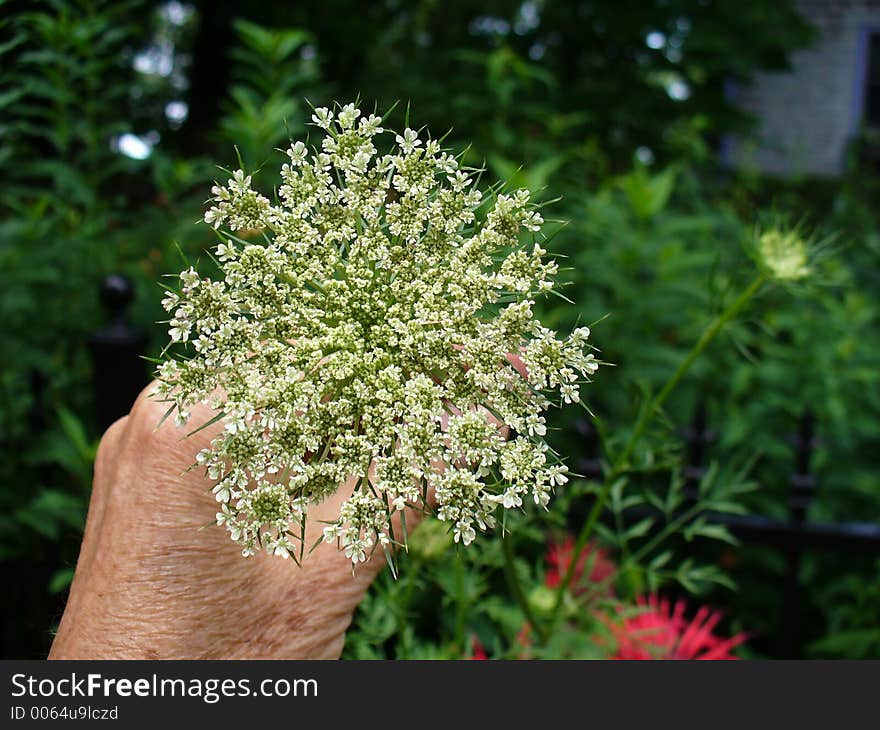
[156,102,598,565]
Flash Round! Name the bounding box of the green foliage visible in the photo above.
[0,0,141,588]
[1,0,876,659]
[266,0,814,170]
[0,0,209,656]
[0,0,149,208]
[220,19,319,176]
[344,465,750,659]
[809,560,880,659]
[595,462,757,596]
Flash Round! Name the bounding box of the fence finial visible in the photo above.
[88,275,149,432]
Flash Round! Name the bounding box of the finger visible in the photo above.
[505,350,529,380]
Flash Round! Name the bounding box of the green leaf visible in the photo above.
[185,410,227,438]
[624,517,655,541]
[684,519,739,546]
[649,550,673,570]
[56,406,95,463]
[48,567,75,594]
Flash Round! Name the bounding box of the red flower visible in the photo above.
[469,636,488,660]
[545,536,616,592]
[471,535,748,660]
[611,594,747,660]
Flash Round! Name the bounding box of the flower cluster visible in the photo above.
[608,594,747,660]
[156,102,599,564]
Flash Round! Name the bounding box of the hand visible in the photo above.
[49,384,405,660]
[50,348,523,660]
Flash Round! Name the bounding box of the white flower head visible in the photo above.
[157,101,599,566]
[757,228,812,282]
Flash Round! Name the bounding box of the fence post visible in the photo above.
[682,398,712,505]
[87,274,149,433]
[779,409,817,658]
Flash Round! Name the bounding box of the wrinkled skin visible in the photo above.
[50,384,409,659]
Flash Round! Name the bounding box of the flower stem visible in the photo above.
[624,501,704,569]
[502,533,549,643]
[543,273,766,636]
[396,562,419,659]
[453,555,468,652]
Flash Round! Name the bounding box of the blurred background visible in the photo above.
[1,0,879,659]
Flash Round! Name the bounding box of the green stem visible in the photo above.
[502,533,549,643]
[624,501,704,570]
[543,274,766,636]
[453,555,467,652]
[396,564,418,660]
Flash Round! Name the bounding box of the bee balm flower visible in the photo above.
[155,102,599,565]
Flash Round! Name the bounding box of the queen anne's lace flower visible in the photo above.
[155,102,599,565]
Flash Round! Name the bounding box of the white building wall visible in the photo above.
[730,0,880,177]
